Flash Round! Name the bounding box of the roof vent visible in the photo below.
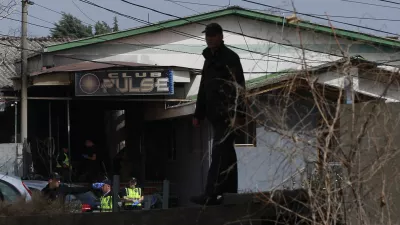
[227,5,243,10]
[386,36,399,40]
[286,14,300,23]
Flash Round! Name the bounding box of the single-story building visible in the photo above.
[2,6,400,206]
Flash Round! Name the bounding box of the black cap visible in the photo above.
[49,172,61,181]
[129,177,137,183]
[202,23,223,35]
[102,179,112,186]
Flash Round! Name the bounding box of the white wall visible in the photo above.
[235,93,318,193]
[236,127,316,193]
[0,143,23,176]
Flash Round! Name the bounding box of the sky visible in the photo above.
[0,0,399,38]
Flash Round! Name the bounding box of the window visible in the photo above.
[235,116,257,147]
[0,180,21,202]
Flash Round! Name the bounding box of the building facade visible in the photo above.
[3,7,400,206]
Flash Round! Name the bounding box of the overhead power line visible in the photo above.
[1,16,54,30]
[117,0,400,63]
[166,0,400,21]
[340,0,400,10]
[1,37,399,91]
[14,10,55,25]
[35,2,93,26]
[30,0,400,64]
[164,0,201,13]
[78,0,312,65]
[243,0,399,36]
[163,0,226,7]
[374,0,400,5]
[28,4,323,65]
[1,32,399,86]
[0,34,289,73]
[22,0,400,66]
[122,0,400,36]
[34,2,63,15]
[71,0,97,23]
[0,34,300,74]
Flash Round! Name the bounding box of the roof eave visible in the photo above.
[234,10,400,48]
[45,8,236,53]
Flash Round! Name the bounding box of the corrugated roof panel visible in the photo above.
[0,37,74,88]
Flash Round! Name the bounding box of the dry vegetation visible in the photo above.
[217,3,400,222]
[0,0,17,20]
[0,192,80,216]
[225,40,400,225]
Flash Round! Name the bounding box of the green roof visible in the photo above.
[246,69,296,90]
[45,7,400,53]
[187,69,296,101]
[186,56,371,100]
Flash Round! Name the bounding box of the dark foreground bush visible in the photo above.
[0,192,81,216]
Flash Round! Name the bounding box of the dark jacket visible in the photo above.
[194,42,246,123]
[41,184,91,202]
[0,190,4,202]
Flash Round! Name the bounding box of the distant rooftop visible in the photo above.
[0,37,74,88]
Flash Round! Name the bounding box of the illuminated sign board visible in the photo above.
[75,69,174,96]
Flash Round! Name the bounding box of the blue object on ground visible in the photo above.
[132,200,140,206]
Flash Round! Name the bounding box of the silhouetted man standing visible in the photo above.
[191,23,246,205]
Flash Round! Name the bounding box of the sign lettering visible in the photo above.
[75,70,174,96]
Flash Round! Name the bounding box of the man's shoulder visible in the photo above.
[41,187,49,194]
[223,45,240,59]
[42,184,50,192]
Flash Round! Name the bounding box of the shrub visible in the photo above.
[0,191,80,216]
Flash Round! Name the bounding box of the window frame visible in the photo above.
[235,116,257,147]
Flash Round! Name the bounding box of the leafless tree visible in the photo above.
[0,0,18,20]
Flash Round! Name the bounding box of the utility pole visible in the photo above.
[21,0,33,177]
[21,0,29,142]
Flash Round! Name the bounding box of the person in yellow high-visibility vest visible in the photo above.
[56,148,72,182]
[120,178,143,210]
[99,180,113,212]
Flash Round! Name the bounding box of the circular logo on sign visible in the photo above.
[79,73,100,94]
